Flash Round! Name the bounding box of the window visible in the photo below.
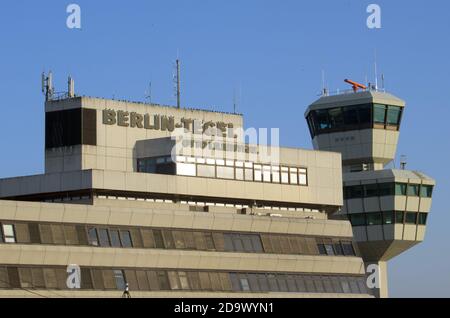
[63,225,79,245]
[136,270,150,291]
[153,230,165,248]
[177,163,196,176]
[328,108,344,129]
[299,168,307,185]
[373,104,386,124]
[358,104,372,125]
[88,228,99,246]
[39,224,53,244]
[324,244,335,255]
[367,213,383,226]
[204,233,215,250]
[263,166,271,182]
[162,230,175,249]
[141,229,155,248]
[378,183,394,196]
[342,242,355,256]
[272,166,280,183]
[343,106,359,126]
[346,185,363,199]
[217,166,234,179]
[244,168,253,181]
[14,223,30,244]
[109,230,121,247]
[289,168,298,184]
[98,228,110,247]
[383,211,394,225]
[418,213,428,225]
[178,272,190,290]
[254,165,262,182]
[386,106,402,126]
[235,168,244,180]
[364,184,378,197]
[420,185,433,198]
[172,231,186,249]
[395,211,405,224]
[281,167,289,184]
[315,109,331,130]
[349,214,366,226]
[395,183,407,196]
[197,165,215,178]
[51,225,65,245]
[168,271,181,290]
[318,244,327,255]
[156,271,170,290]
[2,224,16,243]
[405,212,417,224]
[407,184,420,196]
[334,242,344,256]
[114,270,126,290]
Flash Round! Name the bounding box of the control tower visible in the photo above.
[305,80,435,298]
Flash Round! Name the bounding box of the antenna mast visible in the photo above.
[145,82,152,103]
[374,49,379,90]
[41,71,54,101]
[176,59,181,108]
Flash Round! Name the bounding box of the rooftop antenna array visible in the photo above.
[400,155,407,170]
[233,88,237,114]
[173,54,181,109]
[321,70,328,96]
[41,71,54,101]
[145,82,152,103]
[68,76,75,98]
[374,51,379,90]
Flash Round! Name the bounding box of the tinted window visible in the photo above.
[367,213,382,226]
[407,184,420,196]
[386,106,402,125]
[373,104,386,124]
[420,185,433,198]
[98,229,110,247]
[395,183,407,196]
[405,212,417,224]
[350,214,366,226]
[383,212,394,225]
[418,213,428,225]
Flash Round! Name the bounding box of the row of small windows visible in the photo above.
[348,211,428,226]
[0,266,368,295]
[344,183,433,200]
[306,103,403,138]
[137,156,308,186]
[0,222,357,257]
[230,273,367,295]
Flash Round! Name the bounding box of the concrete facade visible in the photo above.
[0,95,372,298]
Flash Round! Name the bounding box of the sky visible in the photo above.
[0,0,449,297]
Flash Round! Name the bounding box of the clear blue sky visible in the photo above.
[0,0,449,297]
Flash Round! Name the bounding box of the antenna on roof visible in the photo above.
[68,75,75,98]
[173,52,181,108]
[41,71,54,101]
[233,88,237,114]
[400,155,407,170]
[321,70,328,96]
[381,73,385,91]
[145,82,152,103]
[374,49,379,90]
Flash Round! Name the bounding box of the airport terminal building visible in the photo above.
[0,78,434,297]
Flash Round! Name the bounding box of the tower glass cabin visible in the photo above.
[305,86,435,298]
